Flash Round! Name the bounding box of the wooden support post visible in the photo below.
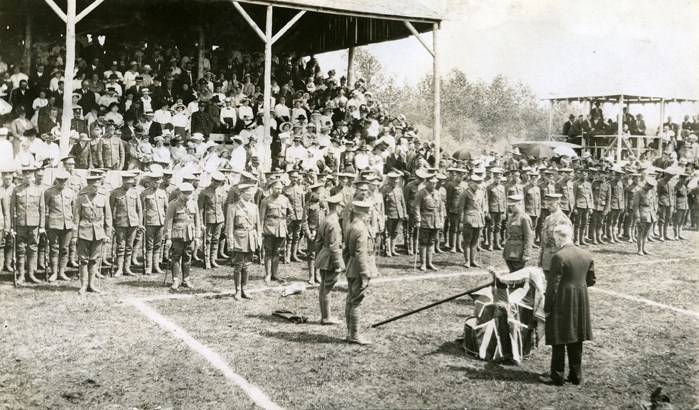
[263,5,273,171]
[548,100,554,140]
[616,94,624,162]
[43,0,67,22]
[197,27,206,79]
[230,0,267,43]
[433,22,441,165]
[271,10,305,45]
[347,47,355,87]
[75,0,105,23]
[403,21,434,57]
[59,0,76,157]
[23,15,33,75]
[659,99,665,156]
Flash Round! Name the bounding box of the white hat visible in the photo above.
[0,127,8,137]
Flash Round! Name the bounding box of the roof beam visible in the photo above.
[76,0,106,24]
[404,21,434,57]
[271,10,305,45]
[43,0,67,23]
[230,0,268,43]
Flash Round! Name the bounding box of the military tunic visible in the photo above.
[225,199,260,265]
[110,186,142,265]
[165,197,201,281]
[73,191,112,267]
[45,185,76,272]
[503,211,534,272]
[414,188,445,246]
[259,194,291,255]
[141,186,168,273]
[11,183,45,267]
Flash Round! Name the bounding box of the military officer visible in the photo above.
[656,169,676,241]
[381,171,407,257]
[141,172,168,275]
[485,168,506,251]
[225,183,260,300]
[302,182,325,284]
[403,170,426,255]
[99,124,126,170]
[11,168,46,284]
[199,171,227,269]
[446,168,468,253]
[329,172,355,228]
[523,170,542,246]
[343,200,377,345]
[460,174,486,268]
[573,168,594,245]
[623,172,642,242]
[34,167,52,274]
[502,194,534,272]
[285,170,306,263]
[556,168,575,218]
[259,178,291,283]
[60,156,85,268]
[633,177,657,256]
[44,170,76,282]
[1,172,15,273]
[414,172,445,271]
[608,167,625,243]
[536,169,557,242]
[315,194,345,325]
[538,193,572,275]
[506,169,524,197]
[164,182,202,290]
[590,169,611,245]
[110,173,143,277]
[673,172,689,240]
[72,175,112,294]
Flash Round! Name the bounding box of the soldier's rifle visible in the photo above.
[371,280,495,328]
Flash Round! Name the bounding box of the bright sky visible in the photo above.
[316,0,699,102]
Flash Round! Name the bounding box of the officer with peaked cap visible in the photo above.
[199,171,227,269]
[44,170,76,282]
[140,172,168,276]
[381,171,407,257]
[503,194,534,272]
[486,167,507,251]
[315,193,345,325]
[673,172,689,240]
[259,178,291,283]
[285,169,306,263]
[590,168,611,245]
[164,182,201,290]
[343,200,377,345]
[539,193,572,276]
[608,167,626,243]
[632,177,657,256]
[414,172,445,271]
[73,175,112,294]
[303,182,325,284]
[404,168,429,255]
[11,168,46,284]
[573,168,594,245]
[226,183,260,300]
[110,172,143,277]
[460,174,486,268]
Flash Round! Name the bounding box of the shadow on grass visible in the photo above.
[259,329,346,344]
[245,313,296,324]
[591,248,638,255]
[448,361,542,384]
[115,279,169,288]
[20,284,80,293]
[426,340,467,358]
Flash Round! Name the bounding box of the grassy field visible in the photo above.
[1,232,698,409]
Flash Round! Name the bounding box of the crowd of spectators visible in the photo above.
[0,39,440,175]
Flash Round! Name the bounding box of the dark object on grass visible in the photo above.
[641,387,676,410]
[272,310,308,324]
[370,281,494,328]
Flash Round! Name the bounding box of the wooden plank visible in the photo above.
[432,22,441,165]
[230,0,267,43]
[271,10,305,44]
[75,0,106,23]
[404,21,434,57]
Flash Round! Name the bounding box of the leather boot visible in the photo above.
[290,241,302,262]
[123,253,135,276]
[385,238,392,257]
[264,256,272,283]
[4,246,13,272]
[347,307,371,345]
[68,240,78,268]
[153,250,164,274]
[171,262,181,290]
[37,248,46,272]
[0,252,5,275]
[210,243,221,268]
[16,256,25,283]
[144,250,153,275]
[241,268,252,300]
[48,256,59,282]
[493,234,503,250]
[283,244,290,264]
[427,246,438,271]
[233,269,242,300]
[204,244,212,269]
[57,267,71,281]
[463,247,470,268]
[182,263,193,289]
[219,238,229,259]
[407,232,414,256]
[419,246,427,271]
[470,246,481,268]
[307,260,316,284]
[456,235,464,253]
[27,253,41,284]
[77,264,89,294]
[113,256,124,277]
[271,257,282,282]
[435,232,444,254]
[486,230,493,251]
[449,232,457,253]
[87,262,101,293]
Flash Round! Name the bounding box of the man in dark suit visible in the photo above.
[589,101,603,122]
[539,223,595,386]
[562,114,575,136]
[76,79,97,113]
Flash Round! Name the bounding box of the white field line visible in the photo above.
[589,287,699,319]
[126,299,284,410]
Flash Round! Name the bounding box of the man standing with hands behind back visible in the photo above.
[539,224,595,387]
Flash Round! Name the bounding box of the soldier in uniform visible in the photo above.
[573,168,594,245]
[1,172,15,273]
[44,171,76,282]
[539,193,572,276]
[404,170,426,255]
[607,167,625,243]
[502,194,534,272]
[414,172,445,271]
[536,169,557,243]
[590,169,611,245]
[329,172,355,229]
[140,172,167,275]
[315,194,345,325]
[0,173,10,273]
[34,168,52,274]
[72,175,112,294]
[303,183,324,284]
[623,172,642,242]
[673,172,689,240]
[632,177,657,256]
[110,173,143,277]
[506,169,524,196]
[199,171,227,269]
[445,168,467,253]
[381,171,407,257]
[556,168,575,218]
[656,169,676,242]
[164,182,202,290]
[485,168,506,251]
[11,168,45,284]
[285,170,306,263]
[522,170,542,246]
[260,179,291,283]
[343,200,377,345]
[460,174,486,268]
[60,156,85,268]
[226,183,260,300]
[99,124,126,170]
